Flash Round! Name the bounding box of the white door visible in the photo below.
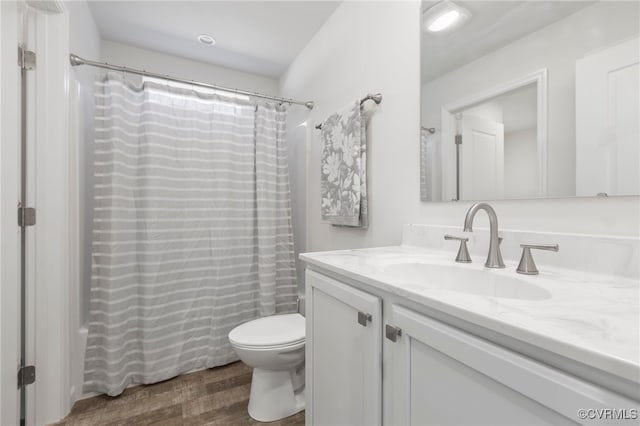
[387,305,636,425]
[1,1,23,425]
[576,37,640,196]
[305,270,382,426]
[460,114,505,200]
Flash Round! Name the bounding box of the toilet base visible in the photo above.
[247,367,305,422]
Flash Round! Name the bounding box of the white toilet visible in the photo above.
[229,313,306,422]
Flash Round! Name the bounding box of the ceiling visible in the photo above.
[421,1,596,82]
[87,1,341,78]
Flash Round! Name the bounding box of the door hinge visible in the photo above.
[17,365,36,388]
[18,206,36,227]
[18,45,36,70]
[455,134,462,145]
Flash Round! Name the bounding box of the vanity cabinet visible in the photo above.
[305,269,639,426]
[386,305,630,425]
[305,270,382,426]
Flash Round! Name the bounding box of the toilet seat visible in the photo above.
[229,313,305,349]
[231,339,304,351]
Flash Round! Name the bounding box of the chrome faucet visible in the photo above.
[463,202,505,268]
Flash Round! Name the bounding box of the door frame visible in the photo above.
[440,68,548,201]
[2,1,72,425]
[1,1,23,424]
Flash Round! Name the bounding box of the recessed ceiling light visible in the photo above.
[423,1,471,33]
[197,34,216,46]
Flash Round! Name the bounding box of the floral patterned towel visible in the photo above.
[320,100,368,228]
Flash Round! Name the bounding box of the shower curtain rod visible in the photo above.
[69,54,315,110]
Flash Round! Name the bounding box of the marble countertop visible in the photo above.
[300,245,640,383]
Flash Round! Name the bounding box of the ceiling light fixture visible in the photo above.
[197,34,216,46]
[423,0,471,33]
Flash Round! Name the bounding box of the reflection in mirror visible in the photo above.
[458,84,538,200]
[420,1,640,202]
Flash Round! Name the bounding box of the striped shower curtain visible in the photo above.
[84,75,298,396]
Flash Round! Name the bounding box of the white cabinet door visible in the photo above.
[460,114,505,200]
[576,36,640,196]
[388,305,637,426]
[305,270,382,426]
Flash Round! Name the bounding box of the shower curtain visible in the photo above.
[84,75,298,396]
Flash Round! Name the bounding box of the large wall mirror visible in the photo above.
[420,1,639,202]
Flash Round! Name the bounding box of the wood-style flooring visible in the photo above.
[51,362,304,426]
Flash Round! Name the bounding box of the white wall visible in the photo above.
[101,40,279,95]
[280,0,422,256]
[422,1,640,197]
[464,102,502,123]
[281,0,639,263]
[504,127,537,199]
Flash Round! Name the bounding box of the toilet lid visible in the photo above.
[229,313,305,348]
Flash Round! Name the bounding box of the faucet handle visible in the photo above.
[444,234,468,242]
[444,234,471,263]
[517,244,559,275]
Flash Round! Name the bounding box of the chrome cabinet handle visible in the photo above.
[517,244,559,275]
[444,234,471,263]
[385,324,402,342]
[357,311,372,327]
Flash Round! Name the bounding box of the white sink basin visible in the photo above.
[380,262,551,301]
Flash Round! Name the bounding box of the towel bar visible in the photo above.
[315,93,383,129]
